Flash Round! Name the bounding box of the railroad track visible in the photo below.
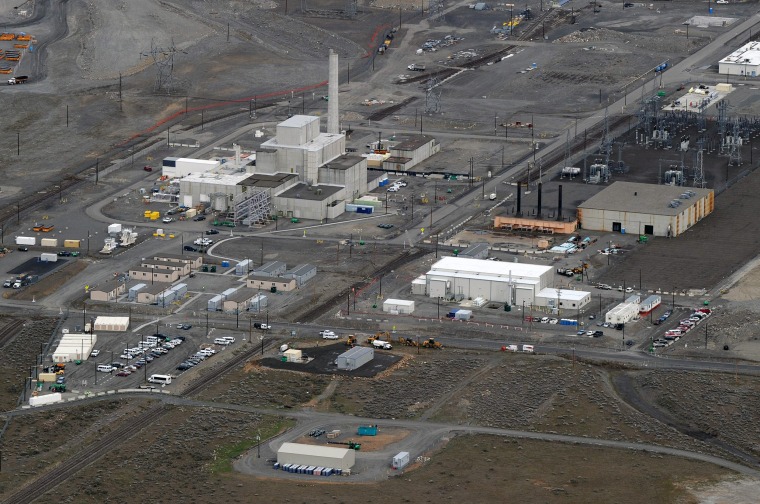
[299,248,429,323]
[3,404,167,504]
[0,319,24,350]
[180,344,266,397]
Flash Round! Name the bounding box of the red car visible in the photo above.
[143,166,153,172]
[116,370,132,377]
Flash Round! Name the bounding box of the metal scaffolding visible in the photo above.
[233,190,271,227]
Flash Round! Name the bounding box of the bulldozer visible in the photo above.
[345,335,357,347]
[421,338,443,349]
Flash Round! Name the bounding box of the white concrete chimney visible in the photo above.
[328,49,339,134]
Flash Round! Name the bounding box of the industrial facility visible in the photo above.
[578,182,714,237]
[718,41,760,77]
[277,442,355,471]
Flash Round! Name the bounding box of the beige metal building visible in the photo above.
[129,267,180,283]
[578,182,714,237]
[152,254,203,271]
[89,280,126,302]
[277,442,355,471]
[247,275,297,292]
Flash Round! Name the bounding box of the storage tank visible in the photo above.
[40,238,58,247]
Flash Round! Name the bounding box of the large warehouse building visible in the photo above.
[419,257,554,306]
[578,182,714,237]
[718,41,760,77]
[277,442,355,471]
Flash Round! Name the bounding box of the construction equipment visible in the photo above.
[369,331,391,344]
[422,338,443,349]
[345,335,357,347]
[49,383,66,392]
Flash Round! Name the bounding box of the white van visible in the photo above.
[148,374,172,385]
[97,365,114,373]
[214,338,231,345]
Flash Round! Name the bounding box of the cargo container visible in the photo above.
[358,425,378,436]
[40,252,58,262]
[15,236,36,246]
[392,451,410,470]
[63,239,81,248]
[454,309,472,320]
[40,238,58,247]
[108,223,122,234]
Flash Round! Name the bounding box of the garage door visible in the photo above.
[468,279,491,300]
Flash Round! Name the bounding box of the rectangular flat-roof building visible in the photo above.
[383,299,415,314]
[153,253,203,271]
[93,316,130,332]
[535,288,591,311]
[129,267,180,284]
[136,283,170,304]
[253,261,287,277]
[277,442,355,471]
[337,346,374,371]
[247,275,297,292]
[284,264,317,287]
[719,41,760,77]
[578,182,714,237]
[422,256,553,306]
[89,280,126,302]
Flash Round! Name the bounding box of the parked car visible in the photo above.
[184,245,198,252]
[57,250,72,257]
[143,166,153,172]
[90,349,100,357]
[17,246,28,252]
[162,216,174,223]
[193,215,206,221]
[206,229,219,235]
[320,330,338,339]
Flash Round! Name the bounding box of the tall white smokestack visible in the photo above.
[328,49,339,134]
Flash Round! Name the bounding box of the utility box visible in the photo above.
[392,451,410,470]
[284,348,303,362]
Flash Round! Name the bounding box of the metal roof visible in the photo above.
[459,242,489,257]
[278,442,352,459]
[536,288,590,301]
[286,264,316,277]
[322,155,365,170]
[254,261,286,274]
[392,134,435,151]
[719,41,760,66]
[338,346,374,359]
[276,183,343,201]
[429,256,551,279]
[239,173,298,188]
[278,115,319,128]
[578,182,713,216]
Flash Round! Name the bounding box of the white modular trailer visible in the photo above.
[382,299,415,314]
[535,288,592,310]
[128,283,146,301]
[164,157,220,178]
[208,294,224,311]
[605,302,639,324]
[277,442,356,471]
[93,316,130,332]
[40,252,58,262]
[392,451,410,470]
[454,309,472,320]
[29,393,63,407]
[625,294,641,305]
[337,346,374,371]
[411,275,427,295]
[52,334,98,362]
[108,223,123,234]
[235,259,253,276]
[40,238,58,247]
[16,236,36,246]
[639,295,662,314]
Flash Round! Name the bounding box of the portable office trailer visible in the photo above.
[639,295,662,315]
[40,238,58,247]
[392,452,410,470]
[235,259,253,276]
[284,349,303,362]
[208,294,224,311]
[128,283,146,301]
[605,302,638,324]
[40,252,58,262]
[336,346,374,371]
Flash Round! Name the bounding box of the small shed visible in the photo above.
[337,346,374,371]
[208,294,224,311]
[455,309,472,320]
[411,275,427,295]
[284,348,303,362]
[383,299,415,314]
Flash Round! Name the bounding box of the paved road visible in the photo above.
[7,391,759,479]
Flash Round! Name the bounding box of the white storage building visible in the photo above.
[337,346,374,371]
[639,295,662,315]
[718,41,760,77]
[52,333,98,363]
[93,316,130,332]
[383,299,415,314]
[535,288,592,311]
[277,442,356,471]
[162,157,221,178]
[421,256,553,306]
[605,302,639,324]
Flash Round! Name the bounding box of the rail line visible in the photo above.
[0,319,25,350]
[3,404,167,504]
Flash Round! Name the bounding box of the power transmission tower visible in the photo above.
[140,39,184,94]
